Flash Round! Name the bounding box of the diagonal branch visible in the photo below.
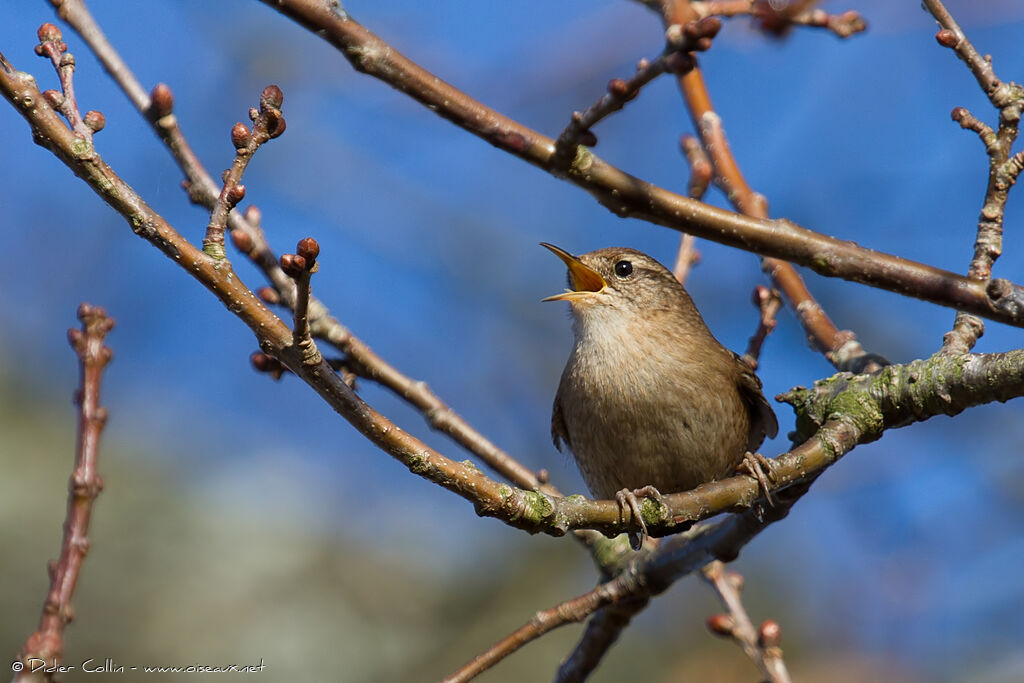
[702,561,792,683]
[253,0,1024,332]
[45,0,549,494]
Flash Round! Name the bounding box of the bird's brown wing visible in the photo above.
[551,389,570,453]
[735,359,778,452]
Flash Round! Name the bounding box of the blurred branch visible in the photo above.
[45,0,550,494]
[741,285,782,370]
[702,561,792,683]
[685,1,867,40]
[554,599,648,682]
[254,0,1024,332]
[926,0,1024,353]
[672,134,710,284]
[15,304,114,682]
[443,564,649,683]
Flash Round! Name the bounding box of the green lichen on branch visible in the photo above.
[779,349,1024,446]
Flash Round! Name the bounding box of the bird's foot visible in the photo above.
[615,485,665,550]
[738,451,778,507]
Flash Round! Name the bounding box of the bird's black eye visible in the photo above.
[614,260,633,278]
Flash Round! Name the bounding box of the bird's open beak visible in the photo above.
[540,243,606,302]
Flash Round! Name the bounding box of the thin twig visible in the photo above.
[442,566,647,683]
[33,23,96,140]
[685,1,866,39]
[927,0,1024,354]
[552,18,722,167]
[702,561,792,683]
[15,304,114,682]
[203,85,285,259]
[741,285,782,370]
[280,237,322,366]
[673,134,710,284]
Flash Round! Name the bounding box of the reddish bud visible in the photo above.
[250,351,283,376]
[707,614,735,637]
[936,29,958,48]
[951,107,967,122]
[42,89,64,109]
[149,83,174,119]
[231,122,251,149]
[230,228,253,254]
[268,115,287,139]
[688,16,722,41]
[257,287,280,305]
[226,184,246,207]
[243,205,262,226]
[84,110,105,133]
[608,78,630,99]
[260,84,284,111]
[37,23,63,43]
[280,253,307,277]
[759,619,782,648]
[296,237,320,262]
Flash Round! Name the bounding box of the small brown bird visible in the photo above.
[542,244,777,543]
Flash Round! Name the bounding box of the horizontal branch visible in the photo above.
[257,0,1024,329]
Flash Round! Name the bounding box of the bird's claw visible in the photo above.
[615,485,665,550]
[738,451,777,507]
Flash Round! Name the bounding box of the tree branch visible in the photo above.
[927,0,1024,354]
[702,561,792,683]
[15,304,114,682]
[45,0,550,494]
[252,0,1024,331]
